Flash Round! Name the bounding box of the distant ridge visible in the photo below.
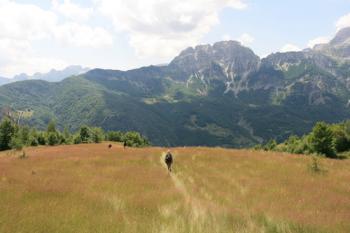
[0,65,90,86]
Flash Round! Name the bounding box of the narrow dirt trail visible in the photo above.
[159,152,207,221]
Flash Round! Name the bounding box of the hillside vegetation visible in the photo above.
[0,118,149,152]
[258,120,350,158]
[0,144,349,233]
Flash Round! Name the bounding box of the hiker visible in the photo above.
[123,141,127,149]
[165,150,173,172]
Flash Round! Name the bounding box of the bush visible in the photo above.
[73,134,82,144]
[309,156,322,173]
[18,151,26,159]
[9,135,23,151]
[90,127,104,143]
[36,132,47,145]
[28,136,39,146]
[122,131,149,147]
[106,131,123,142]
[263,139,277,151]
[47,132,59,146]
[63,127,72,144]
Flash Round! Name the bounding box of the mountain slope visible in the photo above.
[1,28,350,147]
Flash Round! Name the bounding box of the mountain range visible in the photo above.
[0,65,90,85]
[1,28,350,147]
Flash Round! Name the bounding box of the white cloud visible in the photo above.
[336,13,350,31]
[0,0,113,76]
[96,0,247,58]
[307,36,330,48]
[237,33,254,46]
[280,43,301,52]
[52,0,93,22]
[0,38,67,77]
[54,23,113,48]
[0,0,57,41]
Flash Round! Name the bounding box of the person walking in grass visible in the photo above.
[123,141,127,149]
[165,150,173,172]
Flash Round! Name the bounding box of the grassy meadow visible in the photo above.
[0,143,349,233]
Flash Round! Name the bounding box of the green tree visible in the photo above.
[47,120,57,133]
[309,122,336,158]
[18,126,30,145]
[63,126,72,144]
[91,127,104,143]
[28,129,39,146]
[47,132,59,146]
[79,126,90,143]
[0,118,15,150]
[331,124,350,152]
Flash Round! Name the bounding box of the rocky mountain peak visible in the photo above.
[313,27,350,59]
[169,40,260,75]
[330,27,350,47]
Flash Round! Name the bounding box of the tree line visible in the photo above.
[0,118,149,151]
[256,120,350,158]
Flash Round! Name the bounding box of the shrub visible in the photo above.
[122,132,149,147]
[28,136,39,146]
[90,127,104,143]
[73,134,82,144]
[263,139,277,151]
[47,132,59,146]
[9,135,23,151]
[63,127,72,144]
[18,151,26,159]
[106,131,123,142]
[308,156,326,174]
[36,132,47,145]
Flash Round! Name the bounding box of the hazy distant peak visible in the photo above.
[330,27,350,47]
[0,65,90,86]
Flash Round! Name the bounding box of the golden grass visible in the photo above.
[0,143,349,233]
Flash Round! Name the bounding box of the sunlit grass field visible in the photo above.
[0,143,349,233]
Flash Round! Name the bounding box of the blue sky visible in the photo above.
[0,0,349,77]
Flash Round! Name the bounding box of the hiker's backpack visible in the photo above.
[165,153,173,163]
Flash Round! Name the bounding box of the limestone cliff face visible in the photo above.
[169,41,260,95]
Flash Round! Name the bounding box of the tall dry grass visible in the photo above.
[0,143,349,232]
